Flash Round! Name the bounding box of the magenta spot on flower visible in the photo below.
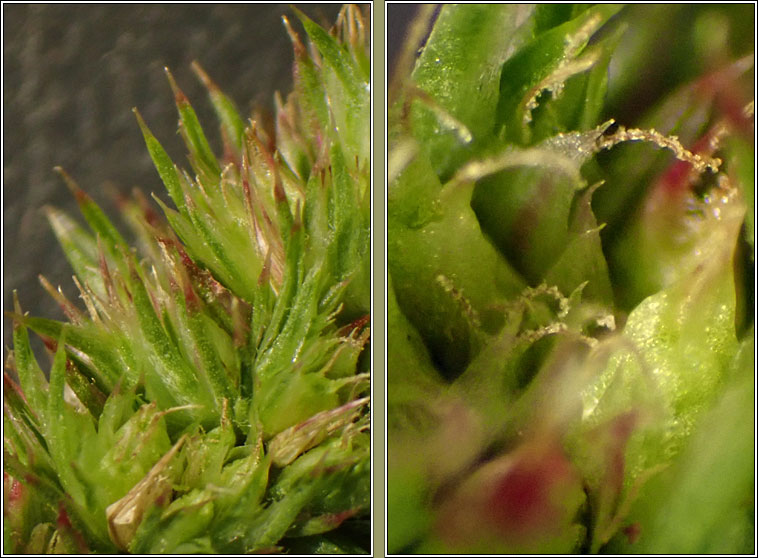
[606,411,638,495]
[487,445,574,537]
[623,522,641,544]
[4,473,24,508]
[56,502,73,530]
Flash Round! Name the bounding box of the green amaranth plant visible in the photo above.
[388,4,753,554]
[4,5,370,554]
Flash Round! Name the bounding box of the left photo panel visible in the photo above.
[3,3,372,555]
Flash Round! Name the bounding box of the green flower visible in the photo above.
[4,4,370,554]
[388,4,753,554]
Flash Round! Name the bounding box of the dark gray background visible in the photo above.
[386,3,419,73]
[3,4,343,356]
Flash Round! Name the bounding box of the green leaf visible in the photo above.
[44,207,103,298]
[209,454,271,553]
[328,143,370,315]
[125,264,217,428]
[387,461,432,553]
[181,422,236,490]
[45,332,110,547]
[574,195,741,525]
[285,531,369,555]
[153,197,232,287]
[495,4,622,145]
[386,274,443,395]
[185,196,258,303]
[543,183,613,305]
[473,165,583,283]
[724,134,755,255]
[88,400,174,526]
[134,108,187,214]
[611,163,746,309]
[527,24,626,143]
[15,316,121,392]
[470,128,608,290]
[184,302,236,404]
[11,295,49,426]
[294,7,369,162]
[64,360,107,420]
[128,489,215,554]
[605,332,754,554]
[533,4,577,34]
[408,5,537,179]
[283,17,330,135]
[54,168,129,260]
[165,68,221,181]
[387,3,753,554]
[264,438,369,550]
[389,153,525,378]
[192,61,246,155]
[293,8,364,105]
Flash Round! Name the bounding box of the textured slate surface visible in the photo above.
[3,4,341,354]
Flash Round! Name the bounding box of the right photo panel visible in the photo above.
[386,4,755,555]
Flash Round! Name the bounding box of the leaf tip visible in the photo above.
[190,60,217,92]
[132,107,151,138]
[54,166,88,203]
[164,66,189,107]
[12,290,22,317]
[282,15,306,56]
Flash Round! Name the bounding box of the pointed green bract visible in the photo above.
[294,7,369,163]
[134,109,187,214]
[495,4,622,144]
[407,4,535,180]
[11,297,50,425]
[165,68,222,181]
[192,61,247,155]
[605,332,754,554]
